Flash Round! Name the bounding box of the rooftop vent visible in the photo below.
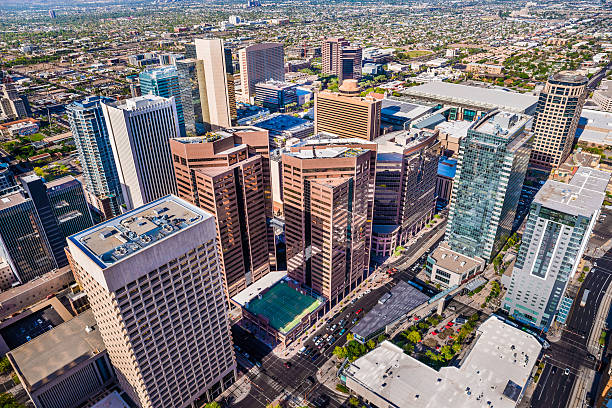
[85,326,94,333]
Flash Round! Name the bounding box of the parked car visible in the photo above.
[356,308,363,315]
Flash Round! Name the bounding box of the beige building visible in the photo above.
[66,196,236,408]
[466,62,504,76]
[238,43,285,102]
[315,80,381,141]
[531,72,588,169]
[8,310,115,408]
[321,37,362,82]
[195,38,237,129]
[593,80,612,112]
[0,83,28,121]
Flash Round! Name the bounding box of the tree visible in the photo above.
[0,357,11,374]
[333,346,347,360]
[405,330,421,344]
[0,393,26,408]
[366,339,376,350]
[204,402,222,408]
[346,333,354,342]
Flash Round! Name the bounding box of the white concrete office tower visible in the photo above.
[66,196,237,408]
[503,167,611,331]
[101,95,179,210]
[239,43,285,102]
[195,38,235,130]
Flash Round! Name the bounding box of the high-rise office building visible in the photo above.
[426,111,531,288]
[170,127,275,297]
[195,38,237,130]
[0,83,28,121]
[315,80,381,141]
[45,176,94,239]
[503,168,610,330]
[282,135,377,305]
[139,66,186,137]
[101,95,179,210]
[0,191,57,283]
[0,163,17,196]
[238,43,285,102]
[66,196,236,408]
[20,175,69,269]
[371,129,441,259]
[530,72,588,169]
[445,110,530,261]
[175,59,205,135]
[67,96,122,217]
[322,37,362,82]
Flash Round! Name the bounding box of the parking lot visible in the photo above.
[0,306,64,349]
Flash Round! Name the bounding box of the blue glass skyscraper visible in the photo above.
[139,66,186,136]
[67,96,122,216]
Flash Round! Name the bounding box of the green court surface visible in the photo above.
[246,282,322,334]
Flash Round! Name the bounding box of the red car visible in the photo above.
[446,322,454,327]
[431,330,438,336]
[356,308,363,315]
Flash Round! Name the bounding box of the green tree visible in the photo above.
[366,339,376,350]
[346,333,354,342]
[333,346,347,360]
[0,357,11,374]
[204,402,222,408]
[0,393,27,408]
[405,330,421,344]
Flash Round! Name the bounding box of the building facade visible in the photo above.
[169,128,275,298]
[445,110,531,262]
[175,59,205,135]
[282,136,377,305]
[0,83,28,121]
[530,72,588,169]
[503,168,610,330]
[315,80,381,141]
[139,66,186,137]
[101,95,179,210]
[195,38,237,130]
[371,129,441,259]
[67,96,122,216]
[321,38,362,82]
[66,196,236,408]
[45,176,94,239]
[238,43,285,102]
[254,80,297,113]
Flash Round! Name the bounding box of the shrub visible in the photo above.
[336,383,349,393]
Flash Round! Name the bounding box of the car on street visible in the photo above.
[564,368,570,376]
[552,366,557,374]
[356,308,363,315]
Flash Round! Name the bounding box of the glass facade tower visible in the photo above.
[139,66,185,137]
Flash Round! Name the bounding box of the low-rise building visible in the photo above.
[253,113,314,149]
[466,63,504,76]
[345,316,542,408]
[379,99,434,130]
[0,118,39,140]
[8,310,115,408]
[425,242,484,287]
[254,80,298,113]
[576,109,612,147]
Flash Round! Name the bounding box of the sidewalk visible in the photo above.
[587,274,612,356]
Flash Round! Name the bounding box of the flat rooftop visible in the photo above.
[576,109,612,146]
[90,391,130,408]
[438,157,457,179]
[430,242,484,275]
[243,280,322,334]
[105,94,170,111]
[8,310,105,392]
[0,191,27,211]
[232,270,287,307]
[402,82,538,114]
[472,111,528,139]
[380,99,433,121]
[68,195,207,268]
[352,281,430,341]
[253,113,314,133]
[436,120,472,139]
[345,317,542,408]
[535,167,611,217]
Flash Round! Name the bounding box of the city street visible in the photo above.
[226,219,448,407]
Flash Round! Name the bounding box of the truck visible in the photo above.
[580,289,590,307]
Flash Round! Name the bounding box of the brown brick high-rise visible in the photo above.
[170,127,275,298]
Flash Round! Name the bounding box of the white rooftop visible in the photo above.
[435,120,472,139]
[577,109,612,146]
[345,317,542,408]
[535,167,611,217]
[402,82,538,114]
[90,391,130,408]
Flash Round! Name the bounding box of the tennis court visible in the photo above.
[246,281,322,334]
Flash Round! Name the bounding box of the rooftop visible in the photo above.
[352,281,430,341]
[375,129,438,155]
[429,242,484,275]
[255,80,297,90]
[68,195,208,269]
[345,317,542,408]
[402,82,537,114]
[535,167,611,217]
[232,270,287,307]
[0,191,27,211]
[8,310,105,392]
[90,391,130,408]
[435,120,472,139]
[576,109,612,146]
[242,279,323,334]
[104,94,171,111]
[253,113,314,133]
[438,157,458,179]
[472,111,527,139]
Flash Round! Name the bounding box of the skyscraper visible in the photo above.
[315,80,381,141]
[371,129,441,259]
[426,110,531,288]
[322,37,362,82]
[139,66,186,137]
[0,191,56,283]
[195,38,237,130]
[66,196,236,408]
[101,95,179,210]
[503,168,610,330]
[445,111,530,261]
[175,59,205,135]
[170,127,275,297]
[282,135,377,305]
[238,43,285,102]
[530,72,588,169]
[45,176,94,239]
[67,96,122,216]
